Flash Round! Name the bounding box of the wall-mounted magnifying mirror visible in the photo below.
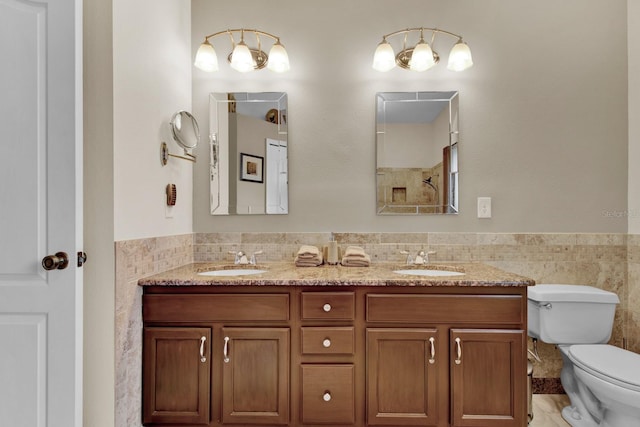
[376,91,459,215]
[209,92,288,215]
[161,110,199,164]
[171,110,200,150]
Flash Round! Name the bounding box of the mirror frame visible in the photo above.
[376,91,459,215]
[209,92,289,215]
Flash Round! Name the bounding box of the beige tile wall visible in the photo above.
[194,232,628,379]
[627,235,640,353]
[115,232,635,426]
[114,234,193,427]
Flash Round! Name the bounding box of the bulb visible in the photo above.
[230,41,254,72]
[447,40,473,71]
[372,40,396,72]
[194,41,218,72]
[410,40,435,71]
[267,41,290,72]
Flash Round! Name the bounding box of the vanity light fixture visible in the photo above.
[372,27,473,72]
[194,28,290,73]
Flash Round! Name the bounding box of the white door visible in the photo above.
[265,139,288,214]
[0,0,82,426]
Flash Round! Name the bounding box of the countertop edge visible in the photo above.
[137,262,535,288]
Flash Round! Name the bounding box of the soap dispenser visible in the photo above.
[327,233,339,265]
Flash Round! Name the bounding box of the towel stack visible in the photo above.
[295,245,324,267]
[341,245,371,267]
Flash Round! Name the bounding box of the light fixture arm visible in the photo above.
[380,27,463,42]
[202,28,282,45]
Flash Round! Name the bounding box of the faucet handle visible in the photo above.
[250,250,264,265]
[425,250,436,263]
[228,250,245,264]
[400,250,414,265]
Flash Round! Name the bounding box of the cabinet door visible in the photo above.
[142,327,211,425]
[450,329,526,427]
[221,327,289,425]
[367,328,440,426]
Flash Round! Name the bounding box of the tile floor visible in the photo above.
[530,394,571,426]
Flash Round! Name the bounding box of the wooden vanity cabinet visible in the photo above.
[366,293,527,427]
[142,291,291,426]
[142,286,527,427]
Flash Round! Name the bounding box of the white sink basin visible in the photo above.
[198,269,267,277]
[393,269,465,277]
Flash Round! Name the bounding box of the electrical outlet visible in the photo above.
[477,197,492,218]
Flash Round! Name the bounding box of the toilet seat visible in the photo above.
[568,344,640,392]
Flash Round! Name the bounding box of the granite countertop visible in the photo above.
[138,262,534,287]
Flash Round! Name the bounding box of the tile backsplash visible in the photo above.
[115,232,638,427]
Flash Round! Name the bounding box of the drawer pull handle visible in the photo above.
[323,338,331,348]
[200,336,207,363]
[454,337,462,365]
[428,337,435,364]
[223,336,230,363]
[323,391,332,402]
[323,303,332,312]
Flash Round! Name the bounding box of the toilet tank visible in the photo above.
[527,284,619,344]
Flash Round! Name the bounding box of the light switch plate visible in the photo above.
[477,197,492,218]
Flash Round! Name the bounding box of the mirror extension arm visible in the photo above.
[161,142,196,165]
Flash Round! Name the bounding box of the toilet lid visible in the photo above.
[568,345,640,392]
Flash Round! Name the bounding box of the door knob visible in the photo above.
[42,252,69,270]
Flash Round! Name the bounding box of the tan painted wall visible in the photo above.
[192,0,628,233]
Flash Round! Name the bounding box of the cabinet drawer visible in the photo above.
[301,327,355,355]
[366,294,524,325]
[301,292,355,320]
[301,364,355,424]
[143,294,289,322]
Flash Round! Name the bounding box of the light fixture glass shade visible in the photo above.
[230,41,254,72]
[372,40,396,72]
[447,40,473,71]
[267,41,290,73]
[409,41,435,71]
[194,41,219,72]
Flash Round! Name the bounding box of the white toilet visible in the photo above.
[528,284,640,427]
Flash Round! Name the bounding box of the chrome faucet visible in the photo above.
[400,249,437,265]
[229,250,264,265]
[229,250,249,265]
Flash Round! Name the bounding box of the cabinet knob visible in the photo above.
[323,303,332,312]
[322,338,331,348]
[323,391,332,402]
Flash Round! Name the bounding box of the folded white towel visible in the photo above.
[297,245,321,259]
[341,246,371,267]
[343,246,366,258]
[295,245,323,267]
[341,253,371,267]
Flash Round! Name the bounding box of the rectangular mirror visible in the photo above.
[376,91,459,215]
[209,92,288,215]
